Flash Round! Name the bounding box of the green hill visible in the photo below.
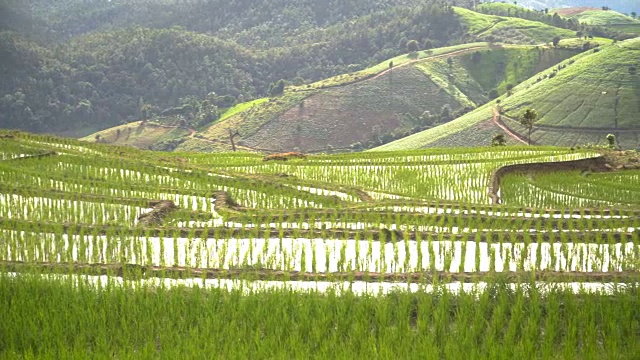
[568,9,640,26]
[84,39,581,153]
[0,1,467,135]
[373,37,640,151]
[1,2,604,140]
[139,43,576,153]
[455,6,576,44]
[514,1,639,15]
[556,8,640,34]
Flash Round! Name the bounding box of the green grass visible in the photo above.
[82,122,190,149]
[558,37,614,48]
[2,274,639,358]
[422,119,523,148]
[218,97,269,122]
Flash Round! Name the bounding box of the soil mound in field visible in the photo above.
[263,152,307,161]
[138,200,177,226]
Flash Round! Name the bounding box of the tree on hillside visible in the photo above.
[492,133,506,146]
[519,108,537,146]
[268,80,285,96]
[606,134,617,149]
[632,12,637,19]
[406,39,419,52]
[552,36,560,47]
[506,84,514,96]
[227,128,241,152]
[439,104,452,122]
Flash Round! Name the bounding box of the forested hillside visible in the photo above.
[1,0,473,134]
[24,0,469,45]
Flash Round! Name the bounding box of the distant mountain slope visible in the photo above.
[86,42,579,152]
[455,7,576,44]
[0,2,469,135]
[25,0,438,43]
[514,1,639,15]
[0,28,261,135]
[475,3,640,37]
[565,9,640,25]
[0,2,610,142]
[557,8,640,35]
[373,37,640,151]
[505,38,639,129]
[200,44,577,153]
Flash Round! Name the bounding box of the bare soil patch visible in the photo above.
[263,152,307,161]
[138,200,177,226]
[554,7,599,16]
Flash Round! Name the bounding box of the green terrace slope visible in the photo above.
[555,7,640,35]
[374,37,640,151]
[555,8,639,25]
[455,6,576,44]
[79,121,192,151]
[171,43,577,153]
[2,130,640,357]
[574,9,640,35]
[572,10,639,26]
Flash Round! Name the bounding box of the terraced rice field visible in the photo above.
[1,131,638,357]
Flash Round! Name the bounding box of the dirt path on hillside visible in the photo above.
[492,107,529,145]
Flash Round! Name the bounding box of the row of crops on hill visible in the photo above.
[0,131,638,357]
